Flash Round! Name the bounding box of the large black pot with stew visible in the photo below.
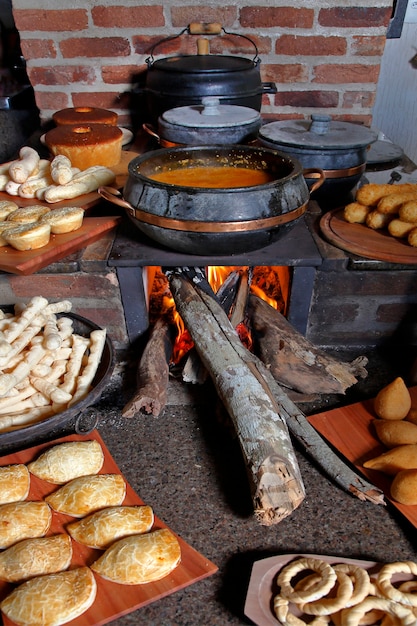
[141,23,277,123]
[99,145,324,255]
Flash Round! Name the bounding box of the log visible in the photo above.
[248,294,368,394]
[168,269,305,526]
[122,317,174,417]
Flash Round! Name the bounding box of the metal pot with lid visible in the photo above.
[140,23,277,123]
[143,96,262,147]
[258,115,378,206]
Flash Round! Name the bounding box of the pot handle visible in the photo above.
[303,168,326,194]
[98,186,135,213]
[142,122,160,141]
[146,24,260,66]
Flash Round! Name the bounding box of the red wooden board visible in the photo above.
[307,386,417,528]
[0,216,120,275]
[0,430,218,626]
[320,208,417,264]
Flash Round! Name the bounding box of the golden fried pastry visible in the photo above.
[40,206,84,234]
[408,227,417,247]
[0,463,30,504]
[0,533,72,582]
[343,202,371,224]
[28,440,104,484]
[363,443,417,475]
[387,218,415,238]
[91,528,181,584]
[0,566,97,626]
[67,504,154,549]
[390,469,417,505]
[365,210,393,230]
[0,501,52,548]
[45,473,126,517]
[6,204,51,224]
[377,192,417,214]
[399,200,417,223]
[373,419,417,448]
[356,183,417,207]
[374,377,411,420]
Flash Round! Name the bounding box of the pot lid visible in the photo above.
[259,115,378,150]
[160,97,261,129]
[151,54,256,73]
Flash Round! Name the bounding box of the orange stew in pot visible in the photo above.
[147,166,276,188]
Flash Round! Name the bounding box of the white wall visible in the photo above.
[372,18,417,162]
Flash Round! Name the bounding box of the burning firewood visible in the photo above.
[248,294,368,395]
[167,268,384,520]
[122,318,174,417]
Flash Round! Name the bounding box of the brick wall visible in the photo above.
[10,0,393,128]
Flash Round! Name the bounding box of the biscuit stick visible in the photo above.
[70,329,106,405]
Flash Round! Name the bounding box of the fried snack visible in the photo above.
[387,219,416,238]
[27,439,104,484]
[406,407,417,425]
[0,566,97,626]
[3,222,51,251]
[45,473,126,517]
[390,469,417,505]
[0,533,72,583]
[356,183,417,207]
[0,464,30,504]
[373,419,417,447]
[374,377,411,420]
[344,202,372,224]
[377,561,417,607]
[408,227,417,247]
[7,204,51,224]
[0,501,52,548]
[277,557,337,603]
[378,192,417,215]
[363,443,417,474]
[398,200,417,223]
[90,528,181,585]
[67,504,154,549]
[365,210,393,230]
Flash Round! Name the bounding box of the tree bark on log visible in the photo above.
[122,317,174,417]
[248,294,368,395]
[168,270,305,526]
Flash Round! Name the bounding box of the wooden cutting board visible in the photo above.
[307,386,417,528]
[0,430,218,626]
[0,216,120,275]
[320,208,417,264]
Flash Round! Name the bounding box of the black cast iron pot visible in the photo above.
[140,24,277,123]
[99,145,324,255]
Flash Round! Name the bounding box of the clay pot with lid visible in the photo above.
[143,97,262,147]
[258,115,378,207]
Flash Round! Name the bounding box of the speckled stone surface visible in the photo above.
[91,345,417,625]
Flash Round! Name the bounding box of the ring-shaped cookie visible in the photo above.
[277,557,337,603]
[340,596,416,626]
[300,571,353,616]
[273,594,331,626]
[333,562,371,607]
[377,561,417,607]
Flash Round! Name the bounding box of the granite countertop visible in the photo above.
[90,346,417,625]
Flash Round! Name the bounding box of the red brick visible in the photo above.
[29,65,96,86]
[92,5,164,28]
[33,91,69,110]
[318,7,392,29]
[10,274,117,299]
[20,39,56,59]
[274,90,339,108]
[352,36,387,56]
[240,7,314,29]
[313,63,381,84]
[343,91,376,108]
[13,9,88,32]
[71,92,129,110]
[208,34,271,56]
[276,35,346,56]
[170,6,237,28]
[262,63,309,84]
[101,65,138,85]
[60,37,130,59]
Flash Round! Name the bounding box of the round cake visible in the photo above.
[52,107,118,126]
[44,124,123,170]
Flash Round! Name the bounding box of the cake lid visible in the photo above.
[160,97,261,129]
[259,115,378,150]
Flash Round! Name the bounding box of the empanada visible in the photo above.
[0,501,51,548]
[0,463,30,504]
[0,566,97,626]
[0,533,72,582]
[45,473,126,517]
[67,504,154,549]
[27,439,104,484]
[91,528,181,585]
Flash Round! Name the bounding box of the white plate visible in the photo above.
[40,126,134,147]
[244,553,381,626]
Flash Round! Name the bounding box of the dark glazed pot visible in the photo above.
[100,145,324,255]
